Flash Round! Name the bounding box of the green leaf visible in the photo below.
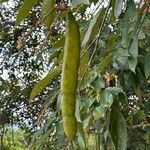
[48,49,61,64]
[128,37,138,73]
[145,49,150,79]
[41,0,56,27]
[121,20,130,48]
[96,105,107,118]
[78,50,89,83]
[114,0,123,18]
[105,87,124,97]
[114,57,128,69]
[77,122,87,149]
[96,87,124,118]
[0,0,8,4]
[71,0,90,8]
[107,36,117,50]
[96,91,113,117]
[125,0,136,18]
[30,69,60,100]
[95,77,105,90]
[15,0,38,26]
[82,8,105,48]
[109,105,127,150]
[52,36,65,49]
[96,53,113,72]
[82,111,93,129]
[75,98,82,122]
[103,91,114,108]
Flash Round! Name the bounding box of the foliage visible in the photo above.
[0,0,150,149]
[2,128,31,150]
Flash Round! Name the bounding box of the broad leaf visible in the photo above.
[16,0,38,26]
[102,91,114,108]
[82,8,105,48]
[114,0,123,18]
[109,104,127,150]
[96,87,124,118]
[145,49,150,79]
[125,0,136,18]
[95,77,105,90]
[82,111,93,129]
[128,37,138,73]
[41,0,56,27]
[105,87,124,97]
[96,91,113,117]
[30,69,60,99]
[71,0,90,8]
[96,105,107,118]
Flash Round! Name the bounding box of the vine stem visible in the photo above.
[78,1,111,89]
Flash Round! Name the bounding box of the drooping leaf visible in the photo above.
[77,122,87,149]
[41,0,56,27]
[121,20,130,48]
[75,98,82,122]
[125,0,136,18]
[96,87,124,118]
[82,8,105,48]
[128,37,138,73]
[107,35,117,50]
[78,49,89,83]
[97,53,113,72]
[109,103,127,150]
[71,0,90,8]
[16,0,38,26]
[103,91,114,107]
[121,0,137,48]
[145,49,150,79]
[114,0,123,18]
[30,69,60,100]
[82,111,93,130]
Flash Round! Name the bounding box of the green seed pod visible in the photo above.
[60,11,80,140]
[63,116,77,140]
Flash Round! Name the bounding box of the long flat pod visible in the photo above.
[60,11,80,140]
